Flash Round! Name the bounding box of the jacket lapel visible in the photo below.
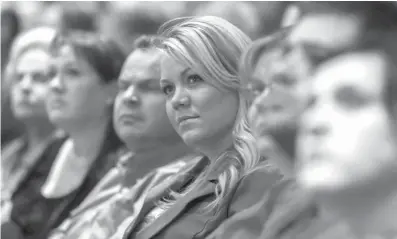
[135,156,230,239]
[119,156,206,238]
[1,138,25,195]
[6,135,57,197]
[138,181,215,239]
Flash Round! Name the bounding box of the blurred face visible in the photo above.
[114,50,181,144]
[297,52,397,193]
[287,13,362,71]
[248,13,363,158]
[47,45,112,131]
[160,55,239,149]
[11,48,51,121]
[248,46,310,159]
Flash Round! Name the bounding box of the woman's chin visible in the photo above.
[180,129,205,149]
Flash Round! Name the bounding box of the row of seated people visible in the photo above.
[2,2,397,239]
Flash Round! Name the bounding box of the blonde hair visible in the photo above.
[157,16,260,211]
[4,27,57,89]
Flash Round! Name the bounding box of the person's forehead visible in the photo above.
[312,51,387,95]
[120,50,161,79]
[16,48,50,71]
[160,54,187,73]
[289,13,362,50]
[52,45,79,66]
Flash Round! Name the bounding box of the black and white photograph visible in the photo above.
[1,1,397,239]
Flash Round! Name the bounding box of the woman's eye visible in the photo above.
[161,84,175,96]
[47,68,57,79]
[187,74,204,85]
[64,67,80,76]
[32,72,50,83]
[14,73,24,82]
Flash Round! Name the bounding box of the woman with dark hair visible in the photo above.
[2,31,127,239]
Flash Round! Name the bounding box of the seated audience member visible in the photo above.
[47,35,197,239]
[206,26,313,239]
[296,35,397,239]
[1,27,67,238]
[193,1,261,39]
[2,31,127,239]
[112,16,281,239]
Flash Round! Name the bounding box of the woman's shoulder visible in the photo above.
[239,163,283,193]
[228,165,283,215]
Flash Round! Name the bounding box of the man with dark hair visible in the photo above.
[296,33,397,239]
[48,35,197,239]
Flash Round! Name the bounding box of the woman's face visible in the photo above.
[47,45,113,131]
[297,52,397,194]
[160,55,239,150]
[11,48,51,121]
[248,48,310,158]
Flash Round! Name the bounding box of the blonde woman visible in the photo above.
[113,16,280,239]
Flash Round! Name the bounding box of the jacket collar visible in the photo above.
[128,156,235,239]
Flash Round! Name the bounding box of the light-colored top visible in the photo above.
[41,139,96,198]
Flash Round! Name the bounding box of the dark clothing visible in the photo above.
[2,137,125,239]
[205,178,319,239]
[119,157,281,239]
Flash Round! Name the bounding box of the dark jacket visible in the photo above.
[117,156,281,239]
[1,131,66,204]
[1,136,126,239]
[205,178,320,239]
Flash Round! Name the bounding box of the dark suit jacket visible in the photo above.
[205,179,319,239]
[121,157,281,239]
